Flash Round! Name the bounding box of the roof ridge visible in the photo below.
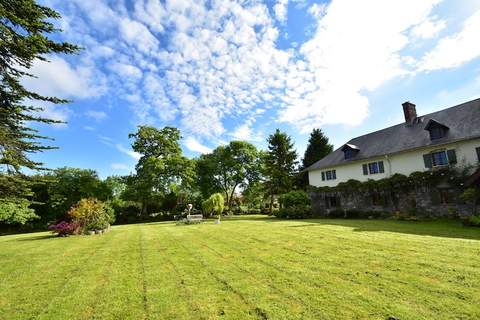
[344,96,480,144]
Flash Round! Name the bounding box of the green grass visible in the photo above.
[1,216,480,320]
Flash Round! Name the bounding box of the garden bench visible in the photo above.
[186,214,203,224]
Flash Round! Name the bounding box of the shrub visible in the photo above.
[0,199,38,225]
[327,208,345,218]
[68,198,114,233]
[202,193,224,218]
[279,191,311,208]
[462,215,480,227]
[345,209,363,219]
[48,221,79,236]
[111,199,142,224]
[460,188,479,215]
[274,205,312,219]
[247,208,261,215]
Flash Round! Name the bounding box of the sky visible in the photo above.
[26,0,480,178]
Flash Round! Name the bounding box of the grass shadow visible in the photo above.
[15,234,58,241]
[287,218,480,240]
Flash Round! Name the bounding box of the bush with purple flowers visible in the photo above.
[48,221,79,236]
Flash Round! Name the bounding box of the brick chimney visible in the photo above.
[402,101,417,123]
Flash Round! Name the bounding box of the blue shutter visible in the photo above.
[378,161,385,173]
[321,172,325,181]
[477,147,480,162]
[447,149,457,164]
[362,164,368,175]
[332,170,336,180]
[423,154,433,168]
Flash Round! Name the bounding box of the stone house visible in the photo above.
[306,98,480,216]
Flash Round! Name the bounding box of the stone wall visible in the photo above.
[309,184,472,218]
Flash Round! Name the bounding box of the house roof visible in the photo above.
[307,98,480,171]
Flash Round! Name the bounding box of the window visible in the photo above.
[344,149,356,160]
[439,190,454,205]
[325,196,340,208]
[368,162,379,174]
[322,169,337,181]
[424,120,449,141]
[363,161,385,175]
[429,126,445,140]
[431,151,448,166]
[424,149,456,168]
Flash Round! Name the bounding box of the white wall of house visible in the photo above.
[309,138,480,187]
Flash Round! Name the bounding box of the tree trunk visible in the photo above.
[269,194,274,214]
[228,185,238,209]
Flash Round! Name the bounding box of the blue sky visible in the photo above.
[27,0,480,178]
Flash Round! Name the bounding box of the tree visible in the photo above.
[264,129,298,212]
[302,128,333,169]
[0,0,80,223]
[129,126,193,214]
[298,128,333,188]
[460,188,480,215]
[31,168,113,224]
[196,141,261,208]
[202,193,224,219]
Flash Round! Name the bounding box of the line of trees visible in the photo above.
[0,0,335,230]
[1,123,334,229]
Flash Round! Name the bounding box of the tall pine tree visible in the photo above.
[302,128,333,169]
[297,128,333,188]
[264,129,298,212]
[0,0,80,223]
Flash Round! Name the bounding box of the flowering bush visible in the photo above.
[68,198,114,233]
[48,221,79,236]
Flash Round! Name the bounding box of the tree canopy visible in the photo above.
[128,126,195,214]
[196,141,261,208]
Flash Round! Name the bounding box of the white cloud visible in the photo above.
[110,62,143,80]
[184,137,212,154]
[119,18,159,53]
[111,163,131,170]
[279,0,442,132]
[40,104,71,129]
[274,0,288,23]
[418,10,480,71]
[116,144,141,160]
[307,3,327,18]
[85,110,107,121]
[231,123,263,142]
[83,126,95,131]
[45,0,480,140]
[23,56,104,99]
[410,16,446,39]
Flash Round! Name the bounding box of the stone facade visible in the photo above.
[310,183,473,218]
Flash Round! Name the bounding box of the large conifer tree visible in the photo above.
[296,128,333,188]
[264,129,298,212]
[302,128,333,169]
[0,0,79,223]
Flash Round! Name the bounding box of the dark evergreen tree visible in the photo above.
[264,129,298,212]
[302,128,333,169]
[297,128,333,188]
[0,0,80,223]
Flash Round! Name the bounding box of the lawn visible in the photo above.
[1,216,480,320]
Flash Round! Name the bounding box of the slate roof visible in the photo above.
[307,98,480,171]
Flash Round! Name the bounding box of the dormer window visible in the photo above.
[341,144,360,160]
[424,119,449,140]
